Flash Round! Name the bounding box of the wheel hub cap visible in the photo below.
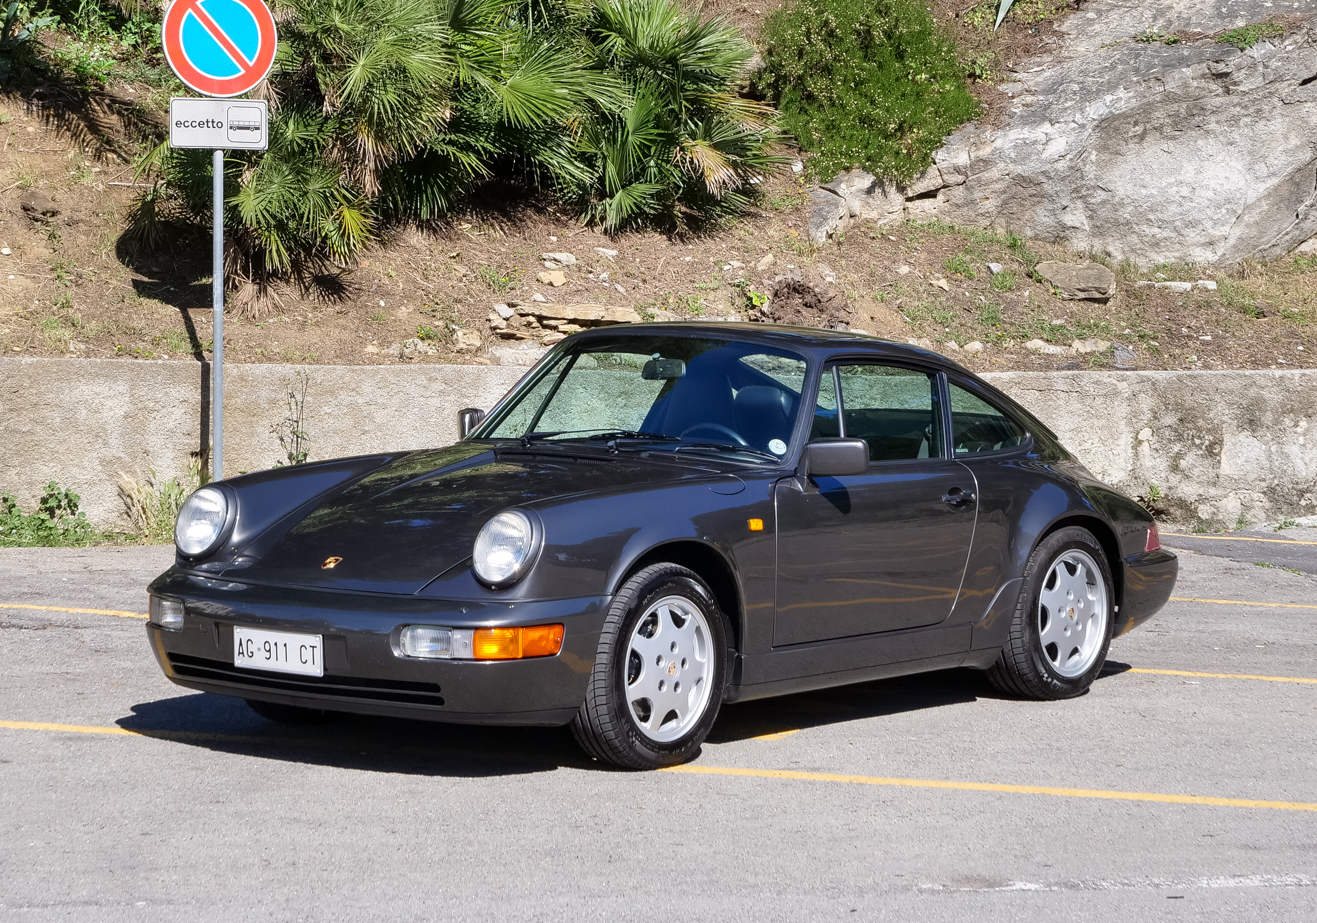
[624,595,713,743]
[1037,549,1109,679]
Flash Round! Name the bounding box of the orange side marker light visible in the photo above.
[472,624,564,660]
[748,518,764,532]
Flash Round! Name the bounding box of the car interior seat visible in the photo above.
[734,386,795,452]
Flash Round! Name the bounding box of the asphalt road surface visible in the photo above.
[1,532,1315,922]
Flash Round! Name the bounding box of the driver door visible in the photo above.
[773,363,978,647]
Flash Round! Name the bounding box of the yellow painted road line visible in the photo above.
[1169,597,1317,611]
[0,719,254,744]
[6,719,1315,813]
[750,728,802,742]
[1129,667,1317,685]
[1163,533,1317,547]
[0,603,147,619]
[661,764,1317,813]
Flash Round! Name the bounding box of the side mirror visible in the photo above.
[801,438,869,478]
[458,408,486,438]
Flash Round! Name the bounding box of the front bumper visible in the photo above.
[146,570,609,726]
[1114,549,1178,636]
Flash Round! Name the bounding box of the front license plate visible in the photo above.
[234,627,324,677]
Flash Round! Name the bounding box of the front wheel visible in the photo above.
[571,563,729,769]
[987,527,1114,700]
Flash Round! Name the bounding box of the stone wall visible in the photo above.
[1,358,1313,528]
[0,358,525,527]
[991,369,1317,526]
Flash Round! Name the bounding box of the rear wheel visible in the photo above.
[572,563,728,769]
[987,527,1114,700]
[245,699,340,725]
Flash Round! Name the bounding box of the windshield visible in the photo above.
[472,335,809,461]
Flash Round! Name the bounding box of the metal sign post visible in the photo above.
[162,0,277,482]
[212,149,225,480]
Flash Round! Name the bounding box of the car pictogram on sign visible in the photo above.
[162,0,278,98]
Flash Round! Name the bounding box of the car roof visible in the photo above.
[569,321,973,374]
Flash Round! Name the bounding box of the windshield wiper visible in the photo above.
[531,430,681,443]
[512,430,681,451]
[588,430,682,442]
[675,442,781,462]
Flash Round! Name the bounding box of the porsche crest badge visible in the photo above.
[321,556,343,570]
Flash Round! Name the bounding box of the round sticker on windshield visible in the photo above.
[768,439,787,455]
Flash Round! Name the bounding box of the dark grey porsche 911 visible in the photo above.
[148,323,1178,769]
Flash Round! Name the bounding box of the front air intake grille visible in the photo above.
[167,653,445,706]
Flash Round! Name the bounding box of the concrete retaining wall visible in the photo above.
[989,370,1317,527]
[2,358,1313,528]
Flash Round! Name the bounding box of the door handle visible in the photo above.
[942,487,976,508]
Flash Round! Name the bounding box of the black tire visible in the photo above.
[245,698,341,725]
[987,526,1115,700]
[571,563,729,770]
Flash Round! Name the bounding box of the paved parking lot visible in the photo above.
[1,532,1315,921]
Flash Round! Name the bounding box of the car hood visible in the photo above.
[221,443,720,595]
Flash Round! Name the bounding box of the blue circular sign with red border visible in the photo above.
[162,0,277,98]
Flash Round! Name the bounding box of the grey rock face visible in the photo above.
[808,187,850,245]
[924,1,1317,265]
[1035,260,1117,301]
[809,169,924,244]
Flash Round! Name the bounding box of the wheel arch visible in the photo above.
[1037,514,1125,615]
[620,540,744,654]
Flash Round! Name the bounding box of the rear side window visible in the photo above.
[834,365,943,462]
[949,383,1027,455]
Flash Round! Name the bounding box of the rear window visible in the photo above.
[949,383,1027,455]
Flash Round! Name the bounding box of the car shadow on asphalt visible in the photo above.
[118,693,585,778]
[118,664,1136,776]
[709,662,1135,743]
[708,668,988,744]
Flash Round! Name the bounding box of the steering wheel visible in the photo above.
[679,423,750,447]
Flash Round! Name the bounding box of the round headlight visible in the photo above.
[472,510,539,587]
[175,486,230,558]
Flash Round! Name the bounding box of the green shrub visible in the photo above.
[0,0,55,82]
[132,0,782,298]
[0,483,100,547]
[760,0,978,182]
[564,0,785,230]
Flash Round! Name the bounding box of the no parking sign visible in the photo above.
[162,0,278,482]
[163,0,277,98]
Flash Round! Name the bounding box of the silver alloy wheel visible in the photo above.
[1037,549,1109,678]
[624,594,714,743]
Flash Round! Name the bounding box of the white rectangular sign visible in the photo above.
[169,97,269,151]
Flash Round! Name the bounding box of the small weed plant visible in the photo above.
[1219,20,1283,50]
[272,371,312,466]
[1135,28,1179,45]
[761,0,978,182]
[1,483,100,547]
[476,265,520,294]
[945,253,976,279]
[118,463,201,544]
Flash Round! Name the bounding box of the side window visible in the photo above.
[949,383,1027,455]
[836,365,943,462]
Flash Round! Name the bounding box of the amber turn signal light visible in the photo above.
[472,624,564,660]
[748,518,764,532]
